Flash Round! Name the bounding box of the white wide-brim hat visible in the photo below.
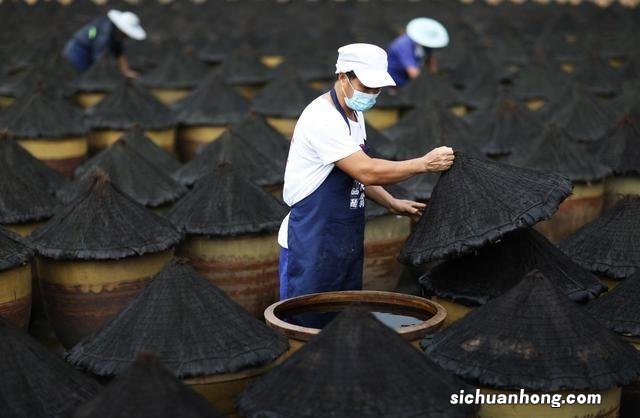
[335,43,396,88]
[406,17,449,48]
[108,9,146,41]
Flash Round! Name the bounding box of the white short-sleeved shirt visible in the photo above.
[278,94,367,248]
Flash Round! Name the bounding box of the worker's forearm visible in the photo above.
[360,158,425,186]
[364,185,395,209]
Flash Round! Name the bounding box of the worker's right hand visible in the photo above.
[421,146,454,172]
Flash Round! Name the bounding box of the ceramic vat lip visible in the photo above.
[264,290,447,342]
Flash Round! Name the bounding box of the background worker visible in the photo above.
[387,17,449,87]
[63,9,145,77]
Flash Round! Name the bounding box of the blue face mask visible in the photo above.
[343,78,380,112]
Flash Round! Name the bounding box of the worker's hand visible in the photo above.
[421,146,454,172]
[390,199,426,222]
[123,69,139,79]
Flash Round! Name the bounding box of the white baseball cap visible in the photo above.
[107,10,146,41]
[335,43,396,88]
[406,18,449,48]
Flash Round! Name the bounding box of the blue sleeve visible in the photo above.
[397,42,418,69]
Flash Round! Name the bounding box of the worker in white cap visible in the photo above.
[387,17,449,87]
[63,9,146,77]
[278,43,454,301]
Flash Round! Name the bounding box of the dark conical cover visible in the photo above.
[399,153,572,265]
[138,45,209,89]
[30,172,182,260]
[73,354,224,418]
[571,54,621,98]
[512,124,611,182]
[0,66,70,99]
[251,67,319,118]
[73,55,124,93]
[238,309,477,418]
[587,271,640,338]
[422,270,640,391]
[383,102,478,160]
[396,72,464,108]
[220,45,272,85]
[0,225,33,272]
[0,87,87,138]
[119,126,182,174]
[173,73,249,126]
[421,228,605,306]
[0,318,99,418]
[67,260,288,378]
[0,139,64,224]
[227,114,289,173]
[173,127,285,188]
[560,197,640,279]
[63,141,187,208]
[512,59,567,101]
[547,85,615,142]
[168,164,287,236]
[86,80,174,130]
[365,122,398,160]
[597,115,640,176]
[475,96,544,157]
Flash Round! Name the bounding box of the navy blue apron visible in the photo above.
[280,89,368,300]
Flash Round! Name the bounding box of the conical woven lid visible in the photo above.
[571,54,621,97]
[383,102,478,160]
[61,141,187,208]
[238,309,477,418]
[252,66,319,118]
[0,66,69,99]
[547,84,615,142]
[396,72,465,108]
[400,153,572,265]
[138,44,209,89]
[67,260,288,378]
[30,171,182,260]
[597,115,640,176]
[231,113,289,168]
[173,126,285,188]
[475,95,544,157]
[365,122,398,160]
[220,44,272,85]
[423,270,640,391]
[168,164,287,236]
[560,197,640,279]
[86,80,174,130]
[0,86,86,138]
[512,59,568,101]
[512,124,611,182]
[0,318,99,418]
[73,354,224,418]
[0,225,33,272]
[587,271,640,338]
[421,228,605,306]
[173,73,249,126]
[119,126,182,174]
[73,55,124,93]
[0,138,64,224]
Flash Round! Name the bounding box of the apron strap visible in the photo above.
[329,88,355,135]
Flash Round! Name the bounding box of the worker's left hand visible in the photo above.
[389,199,426,221]
[123,69,139,79]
